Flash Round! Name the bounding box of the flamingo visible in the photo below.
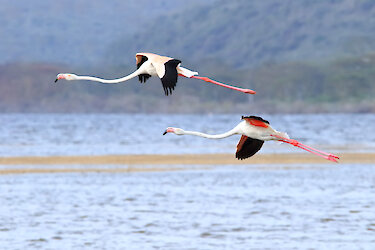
[163,115,340,162]
[55,52,256,96]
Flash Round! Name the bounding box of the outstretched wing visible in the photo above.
[136,55,151,83]
[160,59,181,96]
[242,115,269,128]
[235,135,264,160]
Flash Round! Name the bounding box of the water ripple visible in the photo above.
[0,164,374,249]
[0,113,374,156]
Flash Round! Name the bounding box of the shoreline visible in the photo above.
[0,152,373,165]
[0,153,373,175]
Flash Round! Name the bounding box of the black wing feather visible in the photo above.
[137,55,151,83]
[241,115,269,124]
[160,59,181,96]
[235,135,264,160]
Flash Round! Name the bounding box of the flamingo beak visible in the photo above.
[163,128,174,135]
[54,74,65,83]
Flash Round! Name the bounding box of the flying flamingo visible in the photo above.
[55,52,256,96]
[163,116,339,162]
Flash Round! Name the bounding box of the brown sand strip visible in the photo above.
[0,167,209,175]
[0,153,373,165]
[0,153,373,175]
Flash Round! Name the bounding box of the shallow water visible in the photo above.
[0,164,374,249]
[0,114,374,249]
[0,113,374,156]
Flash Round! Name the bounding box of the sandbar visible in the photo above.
[0,153,373,175]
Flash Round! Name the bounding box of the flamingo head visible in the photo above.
[163,127,185,135]
[55,73,78,82]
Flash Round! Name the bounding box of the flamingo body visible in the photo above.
[235,116,270,159]
[135,53,187,95]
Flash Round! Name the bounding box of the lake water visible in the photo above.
[0,114,374,249]
[1,164,374,249]
[0,113,374,156]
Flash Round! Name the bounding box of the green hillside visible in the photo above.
[0,0,212,65]
[1,52,374,113]
[111,0,375,67]
[1,0,375,113]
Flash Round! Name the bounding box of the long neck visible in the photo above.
[182,126,240,139]
[75,69,141,84]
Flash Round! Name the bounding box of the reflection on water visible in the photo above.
[0,113,374,156]
[0,164,374,249]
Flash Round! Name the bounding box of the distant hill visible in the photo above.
[1,0,375,68]
[1,52,374,113]
[111,0,375,67]
[0,0,213,66]
[1,0,375,113]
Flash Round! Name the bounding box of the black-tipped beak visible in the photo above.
[54,78,58,83]
[163,130,168,135]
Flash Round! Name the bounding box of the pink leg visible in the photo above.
[289,142,339,163]
[180,74,256,94]
[270,135,340,163]
[277,136,339,159]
